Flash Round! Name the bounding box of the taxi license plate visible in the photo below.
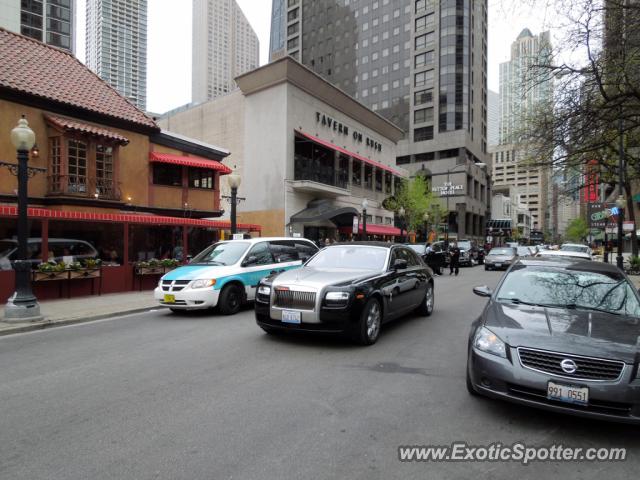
[547,381,588,405]
[282,310,301,324]
[163,294,176,304]
[495,263,502,268]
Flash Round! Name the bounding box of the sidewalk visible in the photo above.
[0,291,163,336]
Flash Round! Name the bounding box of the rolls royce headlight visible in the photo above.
[325,291,350,301]
[473,327,507,358]
[190,279,216,289]
[257,285,271,296]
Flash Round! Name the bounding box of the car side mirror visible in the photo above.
[392,258,408,270]
[242,255,258,267]
[473,286,493,298]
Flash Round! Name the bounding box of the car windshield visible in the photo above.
[0,240,16,258]
[496,265,640,317]
[306,246,388,271]
[489,248,513,256]
[458,241,472,250]
[190,242,250,266]
[561,245,589,253]
[407,245,426,254]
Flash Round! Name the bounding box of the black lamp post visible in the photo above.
[224,169,242,236]
[423,212,430,243]
[361,198,368,241]
[399,206,405,243]
[3,116,43,322]
[616,115,626,270]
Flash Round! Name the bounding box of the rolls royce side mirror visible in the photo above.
[473,286,493,298]
[392,259,408,270]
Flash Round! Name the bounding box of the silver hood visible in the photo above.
[272,267,383,290]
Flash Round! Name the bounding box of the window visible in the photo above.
[269,241,299,263]
[67,139,87,193]
[414,126,434,142]
[95,145,114,195]
[415,50,434,68]
[152,163,182,187]
[287,8,298,21]
[364,164,373,189]
[352,160,362,185]
[189,168,214,189]
[414,89,433,105]
[414,70,433,87]
[415,32,434,50]
[246,242,274,266]
[49,137,62,192]
[414,107,434,123]
[415,13,434,31]
[293,240,318,262]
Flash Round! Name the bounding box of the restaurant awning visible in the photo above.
[149,152,232,174]
[45,114,130,145]
[296,130,406,177]
[0,205,261,232]
[339,224,402,236]
[290,199,358,224]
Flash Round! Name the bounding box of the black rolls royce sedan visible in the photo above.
[468,257,640,424]
[255,242,435,345]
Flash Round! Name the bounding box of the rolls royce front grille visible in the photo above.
[274,289,316,311]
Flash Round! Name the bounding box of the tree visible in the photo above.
[385,176,444,235]
[565,217,590,242]
[499,0,640,256]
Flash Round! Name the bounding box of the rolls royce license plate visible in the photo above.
[547,381,588,405]
[282,310,301,324]
[163,294,175,303]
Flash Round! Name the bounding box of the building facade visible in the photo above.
[0,27,258,303]
[0,0,75,51]
[269,0,490,242]
[487,89,499,147]
[86,0,148,110]
[192,0,259,104]
[161,57,407,241]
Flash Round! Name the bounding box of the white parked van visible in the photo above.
[154,237,319,314]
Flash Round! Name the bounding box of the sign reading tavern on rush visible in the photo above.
[432,182,464,196]
[315,112,383,152]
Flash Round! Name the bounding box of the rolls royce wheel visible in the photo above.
[416,282,434,316]
[219,283,243,315]
[353,298,382,345]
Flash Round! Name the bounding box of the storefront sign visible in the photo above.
[432,182,464,196]
[588,203,618,229]
[315,112,382,152]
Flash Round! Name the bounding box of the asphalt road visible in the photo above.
[0,266,637,480]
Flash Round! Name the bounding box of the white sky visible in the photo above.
[76,0,556,114]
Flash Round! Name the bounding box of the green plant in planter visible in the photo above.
[38,262,54,273]
[136,261,150,269]
[83,258,101,269]
[148,258,160,268]
[629,256,640,272]
[68,261,82,271]
[53,262,67,272]
[161,258,179,268]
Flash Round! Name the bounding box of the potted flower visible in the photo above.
[135,259,163,275]
[33,261,68,281]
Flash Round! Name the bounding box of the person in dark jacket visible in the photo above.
[449,242,461,276]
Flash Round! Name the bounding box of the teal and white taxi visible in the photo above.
[154,237,319,314]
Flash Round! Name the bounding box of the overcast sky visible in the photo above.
[76,0,554,114]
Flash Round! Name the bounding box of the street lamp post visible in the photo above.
[225,169,242,236]
[361,198,368,241]
[616,194,625,269]
[616,115,625,270]
[423,212,430,243]
[399,206,405,243]
[3,117,42,322]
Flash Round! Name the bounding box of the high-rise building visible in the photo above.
[268,0,490,242]
[86,0,148,110]
[487,89,499,147]
[0,0,75,52]
[498,29,552,144]
[192,0,259,104]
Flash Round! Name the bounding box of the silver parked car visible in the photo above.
[484,247,517,271]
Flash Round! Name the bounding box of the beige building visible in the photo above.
[161,57,407,240]
[192,0,259,104]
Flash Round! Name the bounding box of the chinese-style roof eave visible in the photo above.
[0,205,261,232]
[149,152,232,174]
[44,114,130,145]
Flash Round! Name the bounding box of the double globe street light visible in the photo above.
[224,168,243,236]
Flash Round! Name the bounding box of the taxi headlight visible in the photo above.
[190,279,216,289]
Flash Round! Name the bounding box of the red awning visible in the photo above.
[339,224,402,236]
[149,152,232,174]
[296,130,406,177]
[0,205,261,232]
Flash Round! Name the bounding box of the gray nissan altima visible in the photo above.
[467,257,640,424]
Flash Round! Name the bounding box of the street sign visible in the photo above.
[352,216,359,234]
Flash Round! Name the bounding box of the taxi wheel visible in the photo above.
[219,283,243,315]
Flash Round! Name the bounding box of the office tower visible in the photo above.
[86,0,148,110]
[491,29,553,231]
[269,0,490,241]
[487,89,499,147]
[0,0,75,52]
[192,0,259,104]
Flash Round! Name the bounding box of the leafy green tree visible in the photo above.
[392,176,445,234]
[565,218,590,243]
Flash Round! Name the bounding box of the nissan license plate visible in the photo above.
[547,381,588,405]
[494,263,502,268]
[282,310,301,324]
[163,294,175,304]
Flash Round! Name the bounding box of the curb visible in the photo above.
[0,305,168,337]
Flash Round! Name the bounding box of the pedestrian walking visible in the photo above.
[449,242,460,276]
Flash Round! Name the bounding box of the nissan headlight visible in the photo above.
[473,327,507,358]
[257,285,271,296]
[189,279,216,289]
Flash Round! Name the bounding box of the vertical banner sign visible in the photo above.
[352,216,359,235]
[583,160,600,204]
